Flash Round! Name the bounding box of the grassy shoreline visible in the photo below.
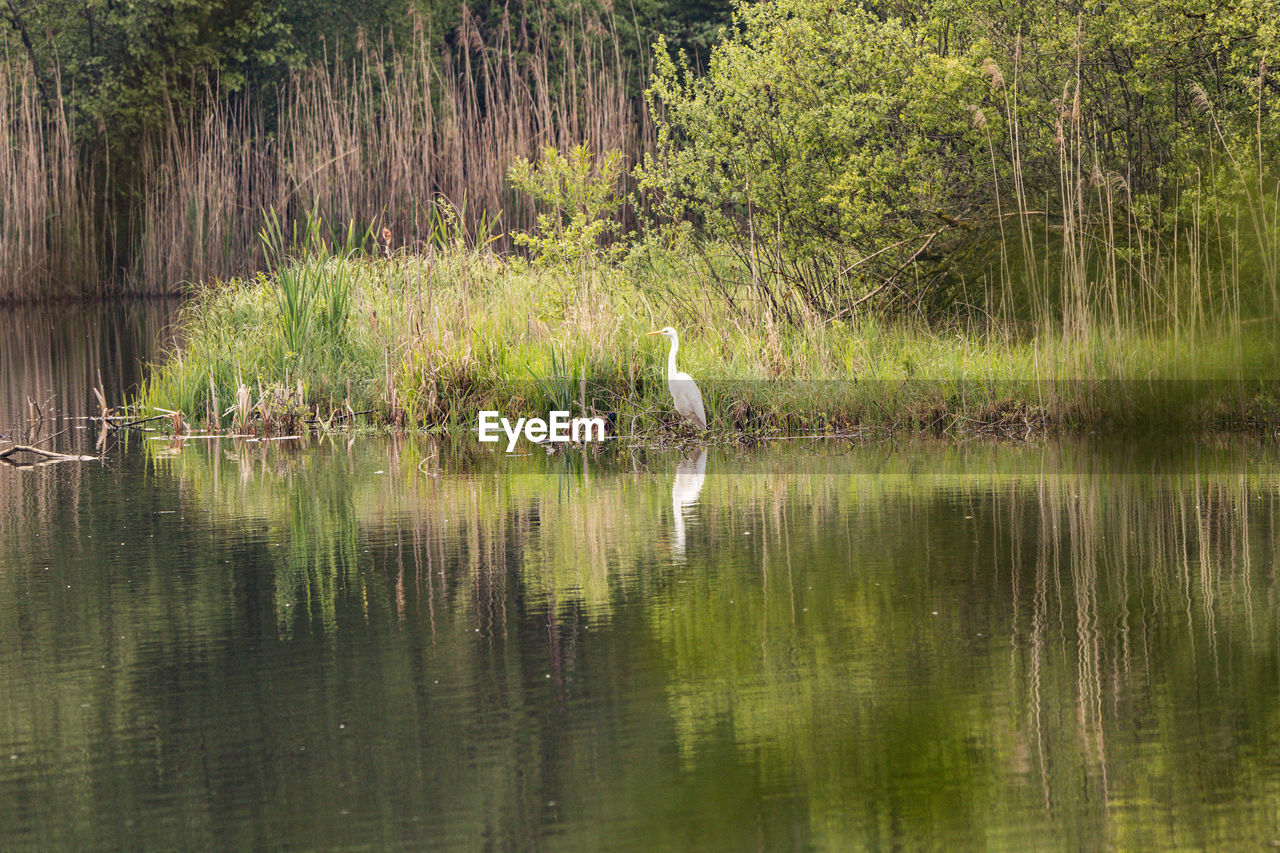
[134,247,1280,440]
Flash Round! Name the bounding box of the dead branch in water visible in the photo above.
[0,444,98,468]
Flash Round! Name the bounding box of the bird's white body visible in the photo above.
[648,326,707,429]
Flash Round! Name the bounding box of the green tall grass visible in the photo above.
[136,243,1280,437]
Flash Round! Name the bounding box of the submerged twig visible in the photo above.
[112,414,168,430]
[26,428,69,448]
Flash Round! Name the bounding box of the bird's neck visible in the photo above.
[667,336,680,379]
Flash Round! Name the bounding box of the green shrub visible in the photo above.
[640,0,1280,323]
[508,144,626,268]
[640,0,987,311]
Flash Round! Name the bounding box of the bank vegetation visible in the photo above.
[5,0,1279,434]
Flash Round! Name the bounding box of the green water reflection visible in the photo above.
[1,437,1279,849]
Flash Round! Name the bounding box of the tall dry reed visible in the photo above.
[2,8,648,299]
[133,7,648,290]
[133,97,282,289]
[978,42,1278,340]
[0,59,101,300]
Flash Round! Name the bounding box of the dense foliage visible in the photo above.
[4,0,382,140]
[5,0,1280,323]
[642,0,1280,317]
[642,0,986,311]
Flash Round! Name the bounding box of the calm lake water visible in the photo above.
[2,306,1280,849]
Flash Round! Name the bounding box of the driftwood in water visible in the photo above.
[0,444,98,468]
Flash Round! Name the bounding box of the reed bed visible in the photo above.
[134,97,283,289]
[974,54,1280,337]
[1,8,647,298]
[0,60,101,300]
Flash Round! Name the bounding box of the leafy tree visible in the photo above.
[938,0,1280,210]
[641,0,988,313]
[641,0,1280,316]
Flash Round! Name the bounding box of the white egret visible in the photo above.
[646,326,707,429]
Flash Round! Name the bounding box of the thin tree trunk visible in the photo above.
[3,0,52,112]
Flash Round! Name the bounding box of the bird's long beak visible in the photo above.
[645,330,662,336]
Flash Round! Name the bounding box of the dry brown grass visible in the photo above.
[2,9,649,299]
[142,9,650,289]
[0,61,101,300]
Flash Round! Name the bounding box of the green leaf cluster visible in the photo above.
[508,144,626,269]
[640,0,987,308]
[0,0,444,147]
[641,0,1280,315]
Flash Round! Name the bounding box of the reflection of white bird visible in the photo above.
[671,448,707,558]
[647,326,707,429]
